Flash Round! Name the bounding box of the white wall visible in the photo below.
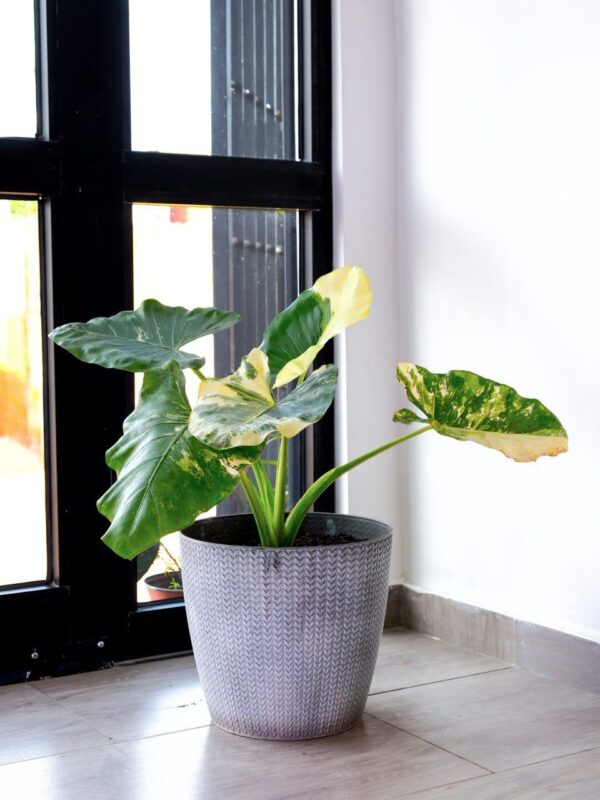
[332,0,408,579]
[335,0,600,642]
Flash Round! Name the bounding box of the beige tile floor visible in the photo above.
[1,628,599,799]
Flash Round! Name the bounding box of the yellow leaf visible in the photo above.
[314,265,373,340]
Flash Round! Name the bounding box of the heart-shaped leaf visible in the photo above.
[261,290,331,378]
[395,363,568,462]
[261,266,371,388]
[98,362,259,559]
[189,348,338,449]
[49,299,239,372]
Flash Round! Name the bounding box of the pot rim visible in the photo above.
[180,511,392,552]
[143,571,183,590]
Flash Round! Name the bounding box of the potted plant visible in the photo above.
[49,266,567,740]
[137,542,183,601]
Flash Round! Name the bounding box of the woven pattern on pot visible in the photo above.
[181,514,392,740]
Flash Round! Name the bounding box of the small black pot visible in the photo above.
[143,572,183,602]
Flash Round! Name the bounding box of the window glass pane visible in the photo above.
[0,200,47,586]
[0,1,37,137]
[129,0,298,159]
[132,204,301,603]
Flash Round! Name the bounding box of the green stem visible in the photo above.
[283,425,433,546]
[272,436,288,545]
[253,460,275,522]
[240,472,273,547]
[192,367,207,381]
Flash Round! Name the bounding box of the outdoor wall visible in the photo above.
[334,0,600,642]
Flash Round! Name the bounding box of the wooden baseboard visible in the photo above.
[386,583,600,694]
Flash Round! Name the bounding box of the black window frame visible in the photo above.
[0,0,333,684]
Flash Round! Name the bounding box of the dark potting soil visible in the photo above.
[292,529,358,547]
[194,528,359,548]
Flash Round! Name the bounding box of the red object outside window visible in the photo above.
[170,206,188,224]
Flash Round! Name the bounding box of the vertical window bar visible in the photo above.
[265,0,276,157]
[255,0,266,158]
[33,0,43,138]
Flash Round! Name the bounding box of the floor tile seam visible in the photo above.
[111,719,214,746]
[362,711,492,775]
[398,769,498,798]
[29,692,213,744]
[25,678,209,732]
[0,720,215,770]
[367,665,512,697]
[483,743,600,776]
[26,679,119,704]
[515,665,600,697]
[407,636,600,697]
[398,743,600,797]
[115,650,193,667]
[25,684,121,741]
[0,737,119,769]
[28,680,58,701]
[364,711,600,785]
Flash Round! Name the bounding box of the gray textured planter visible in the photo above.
[180,512,392,740]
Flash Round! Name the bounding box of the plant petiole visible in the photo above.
[253,460,275,522]
[282,425,433,545]
[240,472,274,547]
[272,436,288,545]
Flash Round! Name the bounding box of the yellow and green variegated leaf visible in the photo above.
[260,290,331,377]
[261,266,371,388]
[211,346,275,405]
[313,265,372,340]
[98,362,259,559]
[395,363,568,463]
[189,348,338,449]
[49,299,239,373]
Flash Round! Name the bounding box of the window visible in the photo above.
[0,2,38,137]
[0,200,46,587]
[132,203,304,604]
[0,0,332,681]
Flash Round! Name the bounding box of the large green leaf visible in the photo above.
[394,363,568,462]
[189,348,338,449]
[260,266,371,388]
[261,290,331,377]
[98,362,258,559]
[49,299,239,372]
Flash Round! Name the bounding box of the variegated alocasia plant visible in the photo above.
[49,266,567,559]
